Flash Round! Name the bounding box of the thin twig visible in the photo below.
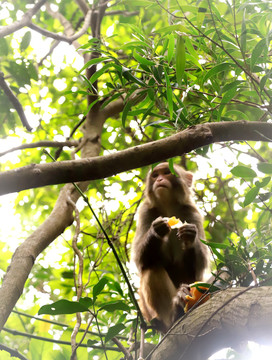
[0,140,79,157]
[112,337,132,359]
[28,10,92,44]
[67,197,84,359]
[0,73,32,131]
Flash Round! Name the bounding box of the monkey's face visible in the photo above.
[149,163,180,202]
[146,163,193,206]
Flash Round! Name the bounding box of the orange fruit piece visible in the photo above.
[168,216,180,227]
[184,283,210,312]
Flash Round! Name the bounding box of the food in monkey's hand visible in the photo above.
[166,216,184,228]
[184,282,210,312]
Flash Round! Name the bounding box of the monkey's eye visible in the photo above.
[151,172,158,178]
[163,169,171,175]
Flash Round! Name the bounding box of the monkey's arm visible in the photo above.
[177,222,210,280]
[133,209,170,271]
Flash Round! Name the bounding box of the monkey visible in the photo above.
[132,162,210,332]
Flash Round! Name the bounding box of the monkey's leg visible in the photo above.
[139,268,176,331]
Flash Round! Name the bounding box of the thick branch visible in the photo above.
[0,0,47,38]
[148,287,272,360]
[1,121,272,196]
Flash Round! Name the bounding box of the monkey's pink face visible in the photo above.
[150,165,175,197]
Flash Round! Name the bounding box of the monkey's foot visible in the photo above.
[150,318,167,333]
[172,284,191,321]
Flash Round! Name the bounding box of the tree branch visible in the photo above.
[1,121,272,196]
[76,0,90,15]
[0,73,32,131]
[0,0,47,38]
[147,286,272,360]
[28,9,92,44]
[0,140,79,157]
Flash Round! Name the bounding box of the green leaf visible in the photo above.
[224,109,249,121]
[221,80,243,94]
[176,35,185,86]
[197,5,206,26]
[90,63,112,84]
[79,57,109,73]
[168,158,175,175]
[257,208,271,232]
[231,165,257,178]
[93,277,108,301]
[0,38,9,56]
[221,86,237,104]
[240,9,247,54]
[152,65,163,82]
[20,31,31,52]
[108,280,124,296]
[133,51,155,66]
[211,248,225,262]
[243,187,259,207]
[203,63,233,84]
[122,99,133,127]
[105,324,125,343]
[100,301,130,312]
[260,71,272,91]
[27,62,38,81]
[61,270,74,279]
[255,177,271,188]
[185,37,202,70]
[122,67,145,86]
[250,39,266,71]
[121,40,152,50]
[205,241,230,250]
[167,34,175,63]
[190,282,220,293]
[257,163,272,174]
[155,24,188,35]
[38,299,89,315]
[87,339,99,347]
[165,71,173,119]
[217,86,237,120]
[79,297,93,308]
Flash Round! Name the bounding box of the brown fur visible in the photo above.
[132,163,210,331]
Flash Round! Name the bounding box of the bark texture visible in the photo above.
[147,287,272,360]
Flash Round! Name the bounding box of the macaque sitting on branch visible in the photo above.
[132,162,210,332]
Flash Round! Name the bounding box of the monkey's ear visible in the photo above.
[184,171,194,187]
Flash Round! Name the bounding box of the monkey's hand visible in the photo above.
[151,217,171,238]
[177,223,197,248]
[172,284,191,321]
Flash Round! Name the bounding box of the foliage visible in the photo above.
[0,0,272,359]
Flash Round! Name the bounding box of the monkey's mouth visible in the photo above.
[156,184,168,189]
